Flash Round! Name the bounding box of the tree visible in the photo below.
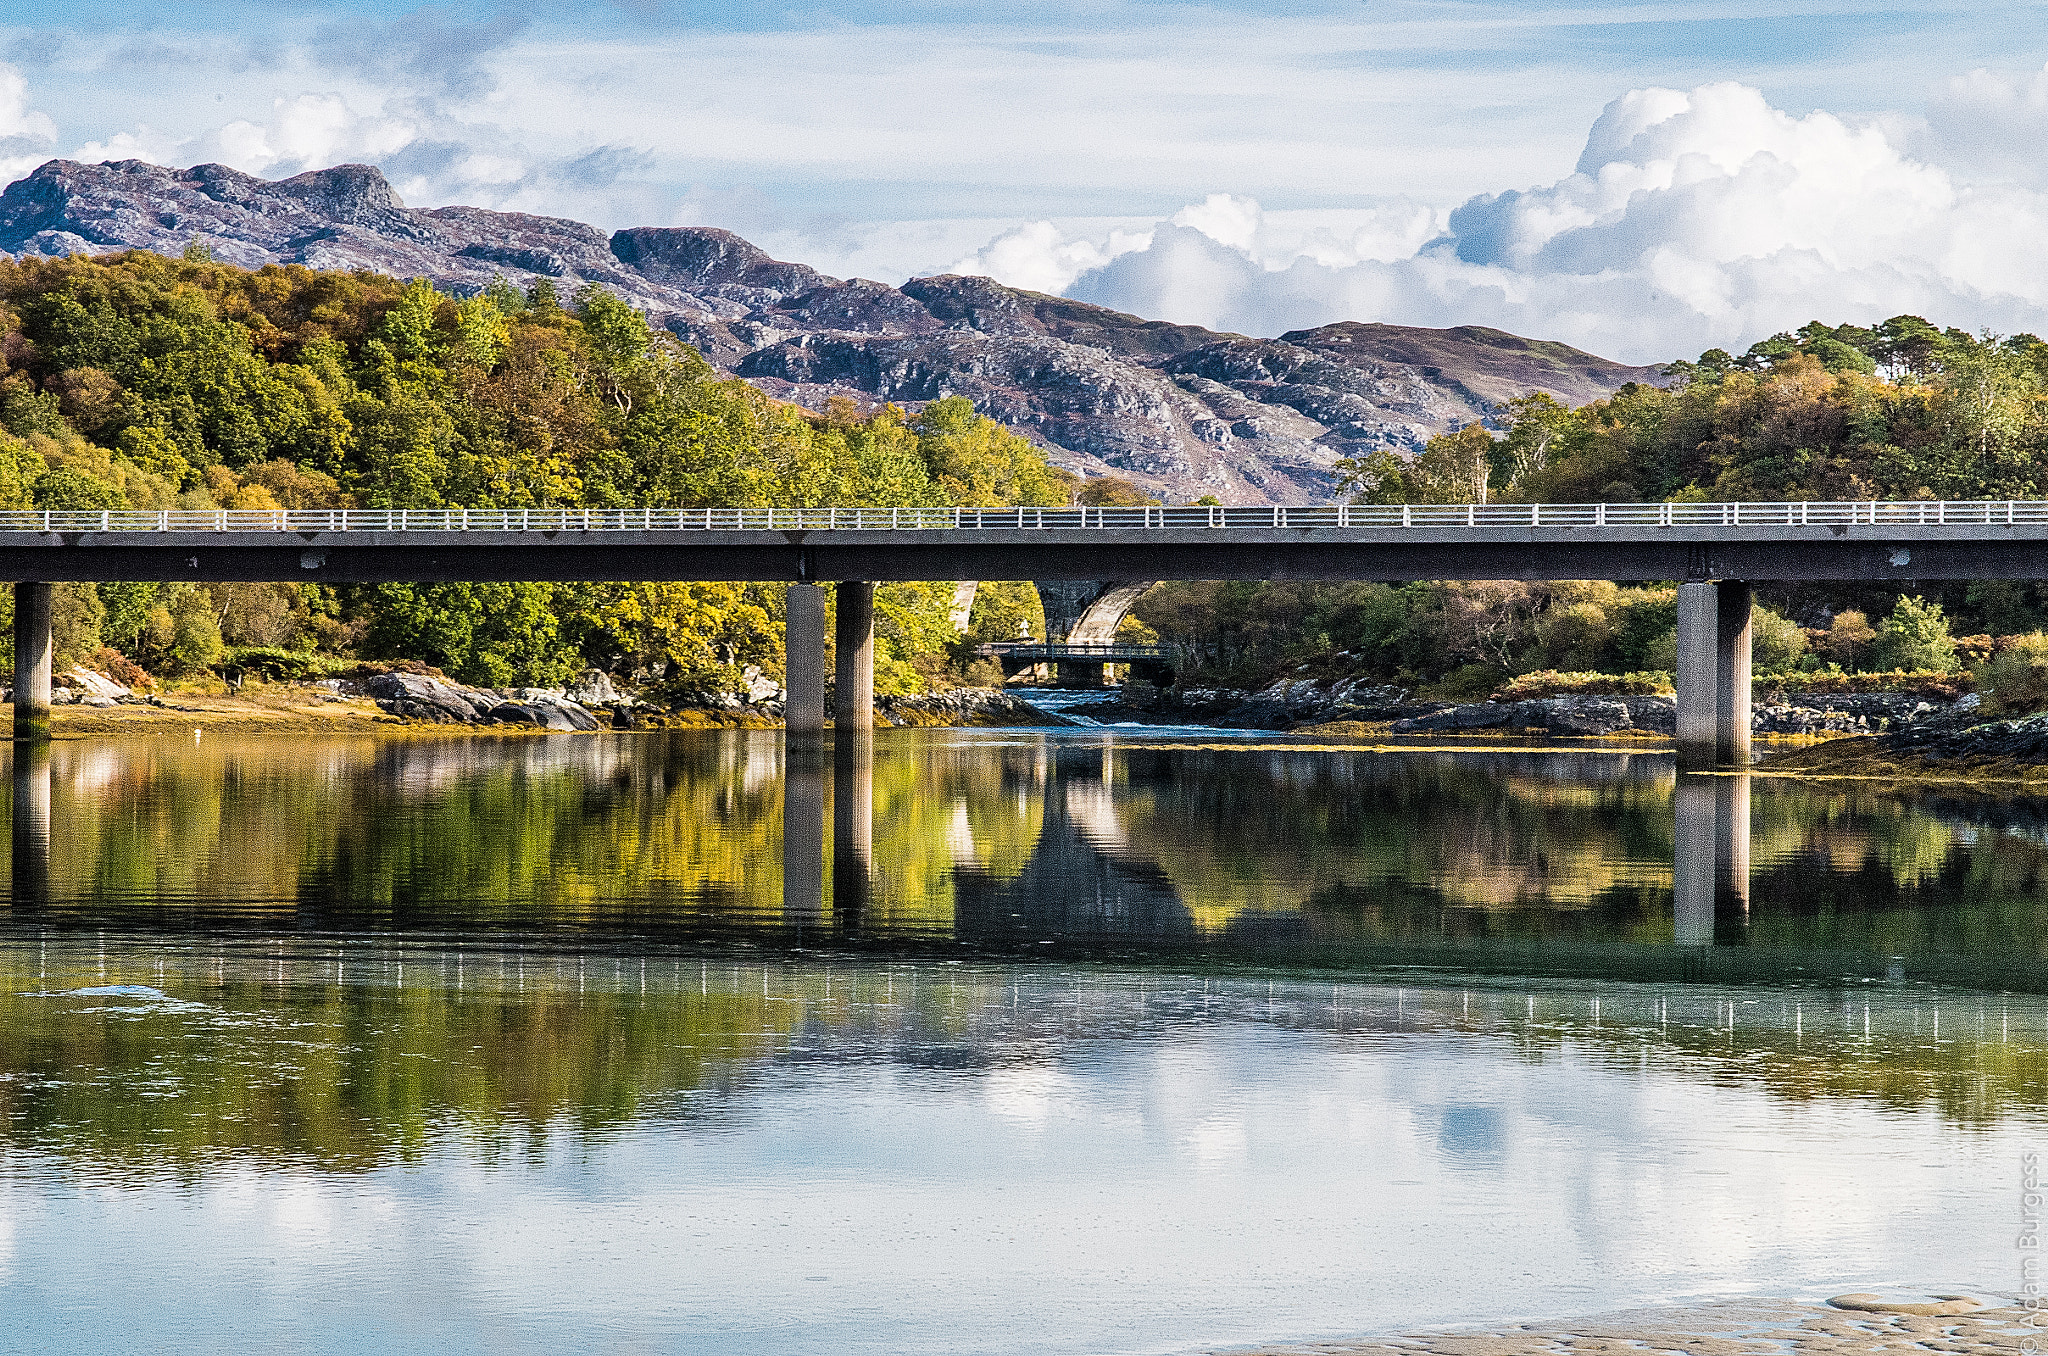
[1076,475,1158,506]
[1332,448,1412,504]
[1410,424,1497,503]
[1867,595,1958,672]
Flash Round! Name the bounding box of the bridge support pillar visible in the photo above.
[786,583,825,738]
[13,581,50,745]
[1055,660,1108,689]
[1675,581,1751,770]
[834,581,874,731]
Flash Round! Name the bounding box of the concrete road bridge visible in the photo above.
[4,498,2045,766]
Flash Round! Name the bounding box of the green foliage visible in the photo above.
[167,586,225,673]
[0,251,1069,691]
[1495,318,2048,505]
[1868,595,1958,673]
[52,581,105,669]
[1494,671,1673,700]
[1751,606,1809,673]
[365,582,576,688]
[1978,634,2048,715]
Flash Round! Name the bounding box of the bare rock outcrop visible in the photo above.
[0,158,1663,504]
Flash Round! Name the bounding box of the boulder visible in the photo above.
[1391,702,1514,733]
[1536,696,1633,736]
[564,669,619,706]
[59,667,130,700]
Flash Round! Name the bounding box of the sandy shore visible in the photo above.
[1220,1297,2024,1356]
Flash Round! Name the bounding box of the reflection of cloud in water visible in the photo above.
[1437,1105,1506,1169]
[983,1064,1079,1126]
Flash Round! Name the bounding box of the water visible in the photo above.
[0,728,2040,1352]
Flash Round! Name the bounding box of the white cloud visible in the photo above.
[945,220,1154,295]
[1925,60,2048,187]
[201,93,415,176]
[71,125,186,166]
[0,63,56,182]
[983,82,2048,362]
[0,64,55,142]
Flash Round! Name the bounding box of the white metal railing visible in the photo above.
[0,501,2040,534]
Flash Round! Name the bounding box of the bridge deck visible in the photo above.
[0,500,2040,581]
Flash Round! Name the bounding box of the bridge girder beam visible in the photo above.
[0,526,2042,583]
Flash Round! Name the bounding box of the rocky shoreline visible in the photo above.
[14,663,1082,734]
[1060,675,1970,739]
[343,671,1075,731]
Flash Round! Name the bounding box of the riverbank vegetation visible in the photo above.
[1140,317,2048,705]
[0,248,1071,694]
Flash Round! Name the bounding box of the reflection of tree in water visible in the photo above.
[4,950,2043,1182]
[1743,788,2048,967]
[9,733,2048,976]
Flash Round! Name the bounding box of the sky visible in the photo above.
[3,0,2048,361]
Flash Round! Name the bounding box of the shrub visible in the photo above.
[87,646,153,691]
[1751,606,1808,673]
[1494,670,1673,700]
[1815,610,1876,667]
[224,647,349,682]
[1429,663,1509,700]
[1754,669,1970,699]
[1867,595,1957,672]
[1979,634,2048,714]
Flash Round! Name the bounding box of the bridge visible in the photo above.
[977,642,1178,687]
[5,498,2046,766]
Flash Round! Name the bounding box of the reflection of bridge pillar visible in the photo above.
[11,741,49,906]
[1675,581,1751,770]
[786,584,826,737]
[13,581,51,745]
[834,581,874,730]
[783,737,825,924]
[1673,772,1750,946]
[832,728,873,926]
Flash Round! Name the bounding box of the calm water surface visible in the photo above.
[0,727,2040,1353]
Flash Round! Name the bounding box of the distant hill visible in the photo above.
[0,159,1664,504]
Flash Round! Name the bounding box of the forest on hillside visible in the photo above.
[1136,318,2048,697]
[9,244,2048,705]
[0,247,1069,692]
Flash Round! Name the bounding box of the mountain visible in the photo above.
[0,159,1664,504]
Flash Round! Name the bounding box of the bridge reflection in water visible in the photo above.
[14,731,2014,991]
[775,734,1761,968]
[1674,773,1751,948]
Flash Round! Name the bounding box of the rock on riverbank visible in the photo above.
[876,688,1077,727]
[368,672,1070,731]
[1065,674,1978,738]
[365,672,609,730]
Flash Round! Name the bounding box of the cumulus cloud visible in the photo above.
[208,93,417,176]
[944,220,1154,295]
[0,63,57,182]
[1925,61,2048,186]
[946,82,2048,363]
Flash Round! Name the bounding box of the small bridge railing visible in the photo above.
[979,643,1175,663]
[0,501,2042,534]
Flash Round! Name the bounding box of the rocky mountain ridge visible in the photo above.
[0,158,1664,503]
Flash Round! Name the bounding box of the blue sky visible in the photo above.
[3,1,2047,357]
